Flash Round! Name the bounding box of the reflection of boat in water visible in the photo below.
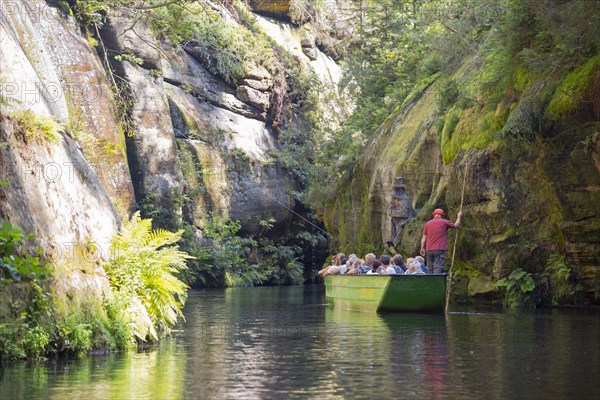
[324,274,447,313]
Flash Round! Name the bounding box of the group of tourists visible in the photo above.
[317,252,427,276]
[319,208,462,276]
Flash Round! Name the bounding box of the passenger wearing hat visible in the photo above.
[420,208,462,274]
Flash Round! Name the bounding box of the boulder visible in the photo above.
[303,47,318,61]
[166,86,292,235]
[468,275,499,297]
[0,0,134,213]
[301,38,315,49]
[246,65,272,81]
[236,85,270,111]
[239,78,272,92]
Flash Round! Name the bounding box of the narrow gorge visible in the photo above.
[1,0,599,360]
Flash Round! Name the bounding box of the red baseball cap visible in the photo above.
[432,208,445,216]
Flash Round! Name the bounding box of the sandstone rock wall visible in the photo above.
[0,0,132,304]
[322,58,600,304]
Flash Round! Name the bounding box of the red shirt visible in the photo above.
[423,217,456,251]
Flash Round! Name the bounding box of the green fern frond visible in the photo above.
[105,211,191,341]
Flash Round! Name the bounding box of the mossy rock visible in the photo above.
[468,275,499,297]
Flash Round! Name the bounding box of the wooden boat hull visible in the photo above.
[324,274,447,313]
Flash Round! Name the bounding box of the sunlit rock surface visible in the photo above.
[322,55,600,304]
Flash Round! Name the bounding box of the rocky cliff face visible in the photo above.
[0,0,134,305]
[322,54,600,304]
[1,0,345,293]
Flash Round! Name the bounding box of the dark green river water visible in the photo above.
[1,286,599,399]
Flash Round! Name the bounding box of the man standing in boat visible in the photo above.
[420,208,462,274]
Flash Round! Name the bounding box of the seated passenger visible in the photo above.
[337,257,349,274]
[392,254,406,274]
[405,259,426,275]
[354,253,376,275]
[318,252,346,277]
[346,258,365,275]
[380,255,398,275]
[415,256,427,273]
[366,260,385,274]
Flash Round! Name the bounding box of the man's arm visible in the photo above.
[420,234,427,256]
[454,211,463,229]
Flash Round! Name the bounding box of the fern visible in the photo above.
[105,212,192,341]
[544,255,580,305]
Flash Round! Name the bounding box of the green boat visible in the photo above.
[324,274,447,313]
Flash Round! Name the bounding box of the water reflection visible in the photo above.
[1,288,599,400]
[0,340,187,399]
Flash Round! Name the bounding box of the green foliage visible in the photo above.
[475,0,600,137]
[498,90,544,142]
[139,190,185,231]
[199,213,260,287]
[104,212,191,341]
[543,255,581,305]
[437,79,460,114]
[180,213,319,288]
[10,111,63,144]
[0,221,48,285]
[496,268,535,307]
[547,54,600,120]
[21,325,51,358]
[308,0,502,206]
[231,147,250,161]
[68,0,110,27]
[103,290,137,349]
[0,219,182,360]
[0,282,55,360]
[150,3,274,84]
[400,72,441,109]
[114,53,144,65]
[177,141,206,198]
[439,107,461,163]
[57,313,93,356]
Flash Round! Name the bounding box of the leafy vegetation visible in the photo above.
[0,221,49,285]
[0,221,53,360]
[543,255,582,305]
[305,0,600,203]
[547,54,600,120]
[150,2,274,85]
[179,212,324,288]
[9,111,63,144]
[104,212,191,341]
[496,268,536,307]
[0,213,192,360]
[139,190,186,231]
[114,53,144,65]
[304,0,506,207]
